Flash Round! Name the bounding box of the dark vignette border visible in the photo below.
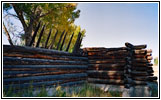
[1,0,160,99]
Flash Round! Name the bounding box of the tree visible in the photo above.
[3,3,85,49]
[154,57,158,66]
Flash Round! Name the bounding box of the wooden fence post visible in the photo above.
[56,30,65,50]
[29,21,41,46]
[48,30,58,49]
[124,42,134,88]
[36,25,46,47]
[44,29,52,48]
[72,32,82,53]
[65,32,74,52]
[60,32,68,51]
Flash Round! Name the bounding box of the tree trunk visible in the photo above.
[25,18,34,46]
[12,3,35,46]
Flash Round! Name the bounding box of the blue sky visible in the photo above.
[74,3,159,58]
[3,3,159,58]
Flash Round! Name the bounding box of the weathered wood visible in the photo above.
[88,78,124,85]
[56,30,65,50]
[29,21,41,46]
[88,74,124,79]
[134,49,152,54]
[3,52,88,61]
[44,29,52,48]
[146,56,153,60]
[77,36,83,51]
[83,47,128,52]
[3,57,88,65]
[3,45,82,56]
[48,30,58,49]
[131,71,152,76]
[87,70,124,76]
[125,42,147,49]
[89,59,126,64]
[4,70,86,79]
[73,32,81,53]
[3,73,87,83]
[131,66,153,71]
[87,50,127,56]
[36,25,45,47]
[66,32,74,52]
[132,63,153,67]
[132,76,157,81]
[90,63,123,68]
[87,55,128,59]
[4,65,87,69]
[60,32,68,51]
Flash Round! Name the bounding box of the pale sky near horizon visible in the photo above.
[3,3,159,58]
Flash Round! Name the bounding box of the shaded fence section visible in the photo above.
[83,42,157,88]
[28,22,83,53]
[3,45,88,90]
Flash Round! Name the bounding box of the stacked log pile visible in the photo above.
[3,45,88,90]
[83,42,157,88]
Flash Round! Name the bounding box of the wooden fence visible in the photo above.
[3,45,88,90]
[84,42,157,88]
[28,22,83,53]
[3,42,157,91]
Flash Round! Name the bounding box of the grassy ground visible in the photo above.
[4,83,158,97]
[3,83,122,97]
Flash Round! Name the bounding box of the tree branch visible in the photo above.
[11,3,28,32]
[3,22,14,45]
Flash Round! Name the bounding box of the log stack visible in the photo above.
[3,45,88,90]
[83,42,157,88]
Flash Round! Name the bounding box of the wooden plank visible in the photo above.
[88,78,124,85]
[132,63,153,67]
[3,45,82,56]
[36,25,45,47]
[56,30,65,50]
[44,29,52,48]
[48,30,58,49]
[88,74,124,79]
[60,32,68,51]
[88,64,125,70]
[132,76,157,81]
[87,50,127,55]
[89,63,125,67]
[29,21,41,46]
[3,70,86,78]
[89,59,126,64]
[87,70,124,76]
[83,47,128,52]
[72,32,81,53]
[3,52,88,61]
[87,55,127,59]
[3,65,88,69]
[131,71,152,76]
[3,57,88,65]
[125,42,147,49]
[146,56,153,60]
[3,73,87,83]
[66,32,74,52]
[131,66,153,71]
[134,49,152,54]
